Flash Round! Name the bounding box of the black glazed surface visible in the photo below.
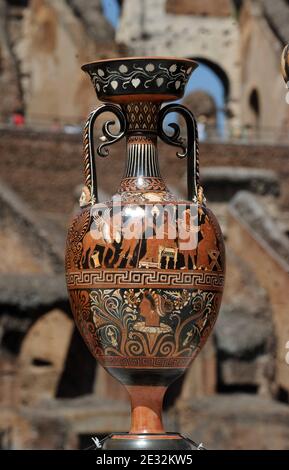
[82,57,198,101]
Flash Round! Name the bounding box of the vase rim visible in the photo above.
[81,56,198,71]
[82,56,198,103]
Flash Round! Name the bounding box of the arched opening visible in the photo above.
[245,88,261,140]
[182,58,230,140]
[249,88,261,127]
[232,0,243,13]
[193,57,230,99]
[181,90,217,141]
[18,309,74,404]
[56,327,97,398]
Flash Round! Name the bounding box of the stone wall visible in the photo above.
[0,0,24,120]
[166,0,233,17]
[174,394,289,449]
[19,309,74,404]
[117,0,241,128]
[118,0,289,139]
[239,1,288,138]
[1,0,288,138]
[228,192,289,393]
[1,129,288,223]
[19,0,119,124]
[0,0,119,125]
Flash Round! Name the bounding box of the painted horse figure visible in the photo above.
[81,209,121,268]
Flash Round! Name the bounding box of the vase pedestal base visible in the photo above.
[101,433,200,450]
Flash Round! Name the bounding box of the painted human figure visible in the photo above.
[81,209,121,268]
[139,291,161,327]
[178,208,199,269]
[196,212,218,269]
[144,206,161,263]
[157,210,178,268]
[115,213,144,268]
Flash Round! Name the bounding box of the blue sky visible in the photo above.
[101,0,225,134]
[101,0,120,28]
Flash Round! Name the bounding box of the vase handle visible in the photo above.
[157,104,204,204]
[81,104,127,206]
[281,44,289,84]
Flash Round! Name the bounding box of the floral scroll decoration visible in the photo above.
[69,289,102,358]
[65,209,90,271]
[82,288,220,359]
[88,61,195,96]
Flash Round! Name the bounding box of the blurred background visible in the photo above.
[0,0,289,450]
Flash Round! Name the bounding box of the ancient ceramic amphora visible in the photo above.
[65,57,225,450]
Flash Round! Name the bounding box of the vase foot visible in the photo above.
[101,433,201,450]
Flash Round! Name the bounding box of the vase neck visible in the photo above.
[123,134,161,179]
[119,101,167,193]
[122,101,160,134]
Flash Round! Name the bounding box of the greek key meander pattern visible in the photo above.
[99,355,191,368]
[66,269,224,290]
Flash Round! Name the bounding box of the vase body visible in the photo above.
[65,57,225,449]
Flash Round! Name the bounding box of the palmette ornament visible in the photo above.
[65,57,225,450]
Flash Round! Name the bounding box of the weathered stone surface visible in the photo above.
[231,191,289,264]
[199,167,280,202]
[0,179,64,273]
[166,0,232,17]
[0,1,24,120]
[68,0,115,42]
[14,0,119,124]
[216,296,273,360]
[19,309,74,405]
[174,394,289,449]
[1,0,288,141]
[227,193,289,393]
[182,91,217,119]
[4,393,289,449]
[216,248,275,395]
[0,274,67,311]
[0,353,19,408]
[0,407,76,449]
[21,395,131,438]
[262,0,289,44]
[117,0,241,128]
[179,336,217,400]
[239,1,288,142]
[221,356,274,391]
